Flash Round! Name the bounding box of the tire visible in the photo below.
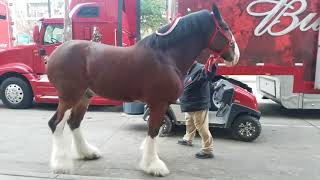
[209,83,219,111]
[231,115,261,142]
[145,114,174,137]
[211,90,221,110]
[0,77,33,109]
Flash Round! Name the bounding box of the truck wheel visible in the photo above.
[145,114,173,137]
[231,115,261,142]
[0,77,33,109]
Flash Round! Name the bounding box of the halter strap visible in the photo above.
[205,14,235,73]
[207,13,234,57]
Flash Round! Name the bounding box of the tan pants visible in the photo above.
[183,110,213,153]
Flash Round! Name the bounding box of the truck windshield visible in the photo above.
[43,25,63,45]
[0,3,6,20]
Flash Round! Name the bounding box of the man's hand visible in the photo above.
[205,55,217,73]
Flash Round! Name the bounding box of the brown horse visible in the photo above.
[47,4,239,176]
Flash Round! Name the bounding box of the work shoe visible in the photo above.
[195,151,214,159]
[177,140,193,146]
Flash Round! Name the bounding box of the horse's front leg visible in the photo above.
[140,102,169,177]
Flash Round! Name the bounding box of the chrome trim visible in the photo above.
[294,63,303,66]
[217,63,226,66]
[114,29,117,46]
[314,29,320,89]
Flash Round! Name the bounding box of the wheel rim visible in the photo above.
[213,99,222,108]
[212,92,222,108]
[5,84,24,104]
[238,122,256,137]
[161,123,169,133]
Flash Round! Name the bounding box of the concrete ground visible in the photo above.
[0,78,319,180]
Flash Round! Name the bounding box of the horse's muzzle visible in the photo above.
[225,40,240,67]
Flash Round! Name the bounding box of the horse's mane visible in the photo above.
[137,10,212,50]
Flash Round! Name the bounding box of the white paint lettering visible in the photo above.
[247,0,319,36]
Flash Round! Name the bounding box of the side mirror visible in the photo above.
[33,25,40,43]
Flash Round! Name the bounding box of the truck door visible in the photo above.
[35,24,63,74]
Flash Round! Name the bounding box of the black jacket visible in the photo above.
[180,62,216,112]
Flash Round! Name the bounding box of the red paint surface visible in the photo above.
[234,86,259,111]
[178,0,320,94]
[0,0,137,106]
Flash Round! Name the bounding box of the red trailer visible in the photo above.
[169,0,320,109]
[0,0,140,108]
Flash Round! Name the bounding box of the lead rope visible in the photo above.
[205,55,218,73]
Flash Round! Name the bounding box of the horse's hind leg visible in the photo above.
[140,102,170,177]
[68,91,101,160]
[48,100,73,174]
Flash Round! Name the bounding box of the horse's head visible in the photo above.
[207,4,240,66]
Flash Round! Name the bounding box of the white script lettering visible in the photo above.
[247,0,319,36]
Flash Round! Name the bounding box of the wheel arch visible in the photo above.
[226,104,261,128]
[0,72,34,98]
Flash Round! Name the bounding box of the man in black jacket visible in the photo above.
[178,61,216,159]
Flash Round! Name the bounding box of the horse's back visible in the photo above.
[47,40,183,103]
[47,40,116,79]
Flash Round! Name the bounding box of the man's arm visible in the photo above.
[204,64,217,81]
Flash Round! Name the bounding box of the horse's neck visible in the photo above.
[168,34,206,76]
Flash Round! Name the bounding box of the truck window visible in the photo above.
[0,15,5,20]
[43,25,63,45]
[77,6,99,18]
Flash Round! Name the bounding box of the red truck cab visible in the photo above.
[0,0,139,109]
[0,1,12,50]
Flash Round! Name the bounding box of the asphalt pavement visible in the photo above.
[0,78,319,180]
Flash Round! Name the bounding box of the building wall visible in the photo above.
[7,0,64,45]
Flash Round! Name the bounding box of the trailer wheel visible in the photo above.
[231,115,261,142]
[0,77,33,109]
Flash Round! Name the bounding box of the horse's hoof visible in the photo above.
[52,167,72,174]
[51,149,73,174]
[51,161,72,174]
[83,151,101,160]
[141,158,170,177]
[75,144,101,160]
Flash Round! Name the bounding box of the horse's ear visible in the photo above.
[212,3,222,21]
